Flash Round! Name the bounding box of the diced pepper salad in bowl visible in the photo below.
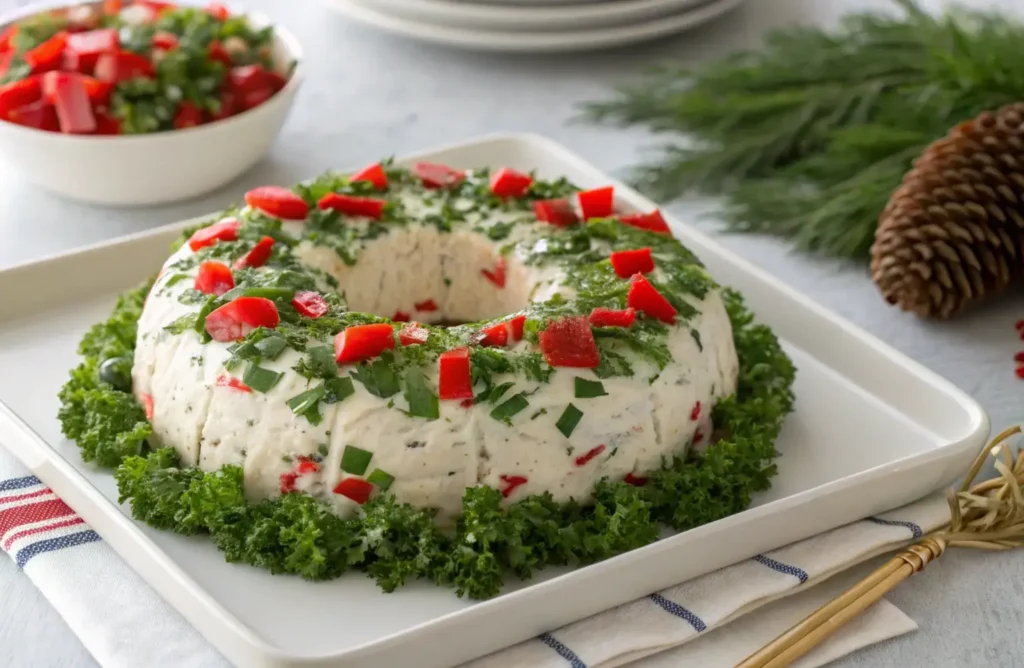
[0,1,293,135]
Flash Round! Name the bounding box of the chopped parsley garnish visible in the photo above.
[403,369,439,420]
[367,468,395,491]
[341,445,372,475]
[242,364,283,393]
[323,376,355,404]
[556,403,584,438]
[574,377,607,399]
[352,355,400,399]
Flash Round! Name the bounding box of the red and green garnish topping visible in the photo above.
[438,347,473,400]
[627,274,677,324]
[333,477,373,505]
[204,296,280,342]
[233,235,275,269]
[141,392,154,420]
[318,192,387,220]
[690,401,701,420]
[509,314,526,341]
[242,362,282,393]
[350,162,388,190]
[589,307,636,328]
[187,218,239,251]
[619,209,671,235]
[392,311,411,322]
[245,186,309,221]
[534,198,579,227]
[574,444,606,467]
[539,316,600,368]
[335,323,395,364]
[291,291,329,319]
[286,376,355,425]
[489,167,533,198]
[481,257,506,288]
[577,186,614,220]
[479,322,509,348]
[489,392,529,424]
[414,299,438,312]
[399,322,429,346]
[555,403,583,438]
[215,374,251,393]
[413,161,464,189]
[498,474,528,499]
[340,444,372,475]
[574,377,607,399]
[624,472,647,487]
[0,2,289,135]
[366,468,394,492]
[609,247,654,278]
[194,260,234,296]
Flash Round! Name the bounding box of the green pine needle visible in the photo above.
[582,0,1024,260]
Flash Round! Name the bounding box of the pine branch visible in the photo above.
[581,0,1024,260]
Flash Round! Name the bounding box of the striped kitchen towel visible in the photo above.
[0,442,949,668]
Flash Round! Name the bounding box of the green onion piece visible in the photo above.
[306,345,337,378]
[490,392,529,423]
[353,357,400,398]
[556,403,583,438]
[193,295,219,340]
[255,335,288,360]
[324,376,355,404]
[574,377,607,399]
[243,363,283,393]
[163,273,189,287]
[220,286,296,302]
[404,369,439,420]
[287,385,326,425]
[341,445,372,475]
[366,468,394,491]
[487,382,515,404]
[317,443,329,457]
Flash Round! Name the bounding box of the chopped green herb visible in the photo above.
[287,386,326,425]
[193,296,219,341]
[403,369,439,420]
[220,286,295,302]
[556,403,584,438]
[489,392,529,423]
[317,443,329,457]
[299,345,337,379]
[242,364,283,393]
[574,377,607,399]
[255,335,288,360]
[341,445,372,475]
[366,468,395,491]
[530,408,548,420]
[323,376,355,404]
[163,273,190,288]
[352,356,400,398]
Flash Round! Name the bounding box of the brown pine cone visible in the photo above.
[871,102,1024,318]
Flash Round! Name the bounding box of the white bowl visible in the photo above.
[0,6,304,206]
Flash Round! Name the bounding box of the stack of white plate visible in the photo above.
[326,0,746,53]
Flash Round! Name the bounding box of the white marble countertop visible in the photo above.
[3,0,1024,666]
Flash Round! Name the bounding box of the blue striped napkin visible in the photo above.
[0,443,948,668]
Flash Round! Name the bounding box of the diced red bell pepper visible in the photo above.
[215,375,251,393]
[239,86,272,110]
[577,186,614,220]
[574,444,606,467]
[205,1,231,21]
[102,0,124,15]
[0,51,13,78]
[209,90,236,121]
[627,274,677,324]
[279,471,299,494]
[228,65,269,95]
[47,73,96,134]
[399,322,429,346]
[609,247,654,278]
[187,218,240,251]
[317,192,387,220]
[64,28,119,73]
[350,162,388,190]
[392,311,410,322]
[0,25,17,53]
[499,474,528,499]
[5,101,59,131]
[0,77,43,117]
[264,70,287,93]
[208,40,233,67]
[438,347,473,400]
[534,198,579,227]
[173,101,202,129]
[141,392,154,420]
[690,401,702,421]
[413,162,464,189]
[538,316,600,368]
[194,261,235,296]
[619,209,671,235]
[93,110,121,134]
[136,1,177,15]
[94,50,155,83]
[489,167,532,198]
[82,77,113,105]
[414,299,438,312]
[479,323,509,348]
[292,291,329,319]
[151,31,178,50]
[333,477,373,505]
[205,297,280,342]
[233,235,275,269]
[481,257,506,288]
[295,455,319,474]
[334,323,395,364]
[245,186,309,220]
[24,32,67,74]
[589,307,636,328]
[509,314,526,341]
[624,473,647,487]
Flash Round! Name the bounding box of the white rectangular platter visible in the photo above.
[0,133,988,668]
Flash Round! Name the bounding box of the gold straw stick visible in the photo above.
[737,425,1024,668]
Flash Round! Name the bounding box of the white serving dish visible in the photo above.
[327,0,745,53]
[0,3,304,207]
[358,0,716,31]
[0,133,988,668]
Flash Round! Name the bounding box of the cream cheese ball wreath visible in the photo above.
[130,161,739,520]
